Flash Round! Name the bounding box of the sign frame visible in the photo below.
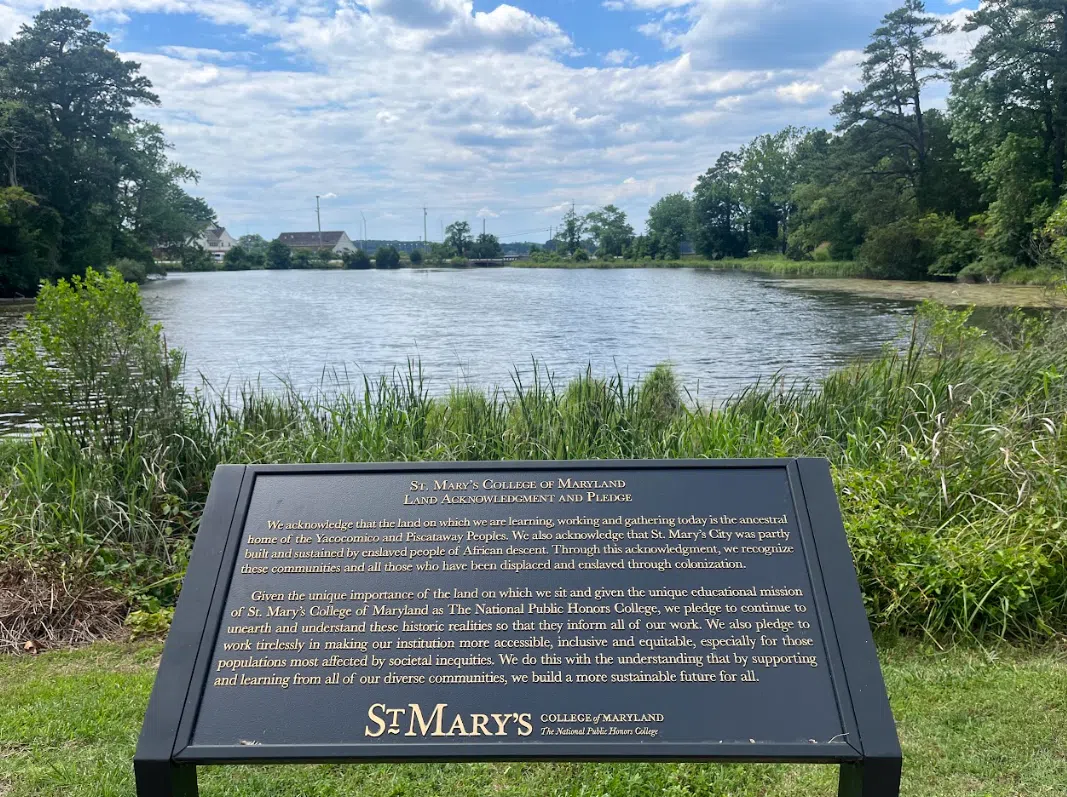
[135,459,901,796]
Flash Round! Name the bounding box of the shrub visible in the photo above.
[223,245,254,271]
[110,257,147,283]
[1000,265,1066,285]
[181,247,216,272]
[0,267,185,451]
[125,605,174,640]
[917,214,982,278]
[266,240,292,270]
[342,249,371,270]
[375,246,401,269]
[427,243,453,264]
[529,249,561,263]
[314,248,336,268]
[812,242,832,262]
[858,219,929,279]
[957,254,1016,283]
[573,249,590,262]
[409,249,424,265]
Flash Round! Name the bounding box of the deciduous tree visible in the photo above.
[584,205,633,257]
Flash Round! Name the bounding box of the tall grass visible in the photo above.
[1,296,1065,644]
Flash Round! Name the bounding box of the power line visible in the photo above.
[496,227,552,240]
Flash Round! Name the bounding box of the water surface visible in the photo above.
[140,268,914,401]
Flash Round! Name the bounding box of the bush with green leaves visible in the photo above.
[0,267,185,451]
[917,214,982,278]
[426,243,453,264]
[266,240,292,270]
[957,254,1016,283]
[222,245,252,271]
[374,245,401,269]
[342,249,371,270]
[110,257,147,283]
[409,249,423,265]
[529,248,562,263]
[180,246,216,272]
[315,248,336,268]
[858,219,929,279]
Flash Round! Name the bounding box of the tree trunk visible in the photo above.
[909,46,927,208]
[1054,11,1067,197]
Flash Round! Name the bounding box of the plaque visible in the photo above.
[135,459,900,796]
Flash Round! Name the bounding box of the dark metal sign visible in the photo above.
[136,459,900,796]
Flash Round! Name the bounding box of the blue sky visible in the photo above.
[0,0,981,242]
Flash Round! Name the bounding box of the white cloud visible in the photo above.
[0,0,980,237]
[603,48,635,66]
[365,0,466,30]
[158,45,253,62]
[603,0,693,9]
[0,5,28,39]
[775,81,824,104]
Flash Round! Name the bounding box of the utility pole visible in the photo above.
[359,211,367,250]
[316,195,322,249]
[423,206,428,243]
[482,218,486,237]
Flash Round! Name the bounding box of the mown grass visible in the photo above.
[1,290,1066,644]
[0,640,1063,796]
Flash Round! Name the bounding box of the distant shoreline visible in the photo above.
[156,260,1066,309]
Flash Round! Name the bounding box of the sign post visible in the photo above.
[136,459,901,796]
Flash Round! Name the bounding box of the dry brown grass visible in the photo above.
[0,563,127,653]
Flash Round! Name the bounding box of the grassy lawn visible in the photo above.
[0,640,1063,797]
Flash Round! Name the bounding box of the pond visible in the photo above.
[131,268,916,401]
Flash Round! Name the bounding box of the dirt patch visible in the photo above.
[0,563,129,653]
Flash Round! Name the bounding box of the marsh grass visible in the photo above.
[1,296,1065,646]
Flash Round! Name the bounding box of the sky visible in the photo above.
[0,0,983,243]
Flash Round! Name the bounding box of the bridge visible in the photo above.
[467,255,527,266]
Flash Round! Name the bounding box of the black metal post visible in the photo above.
[134,760,198,797]
[838,757,902,797]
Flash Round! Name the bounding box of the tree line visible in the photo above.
[6,2,1067,293]
[215,235,409,271]
[0,8,217,297]
[544,1,1067,281]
